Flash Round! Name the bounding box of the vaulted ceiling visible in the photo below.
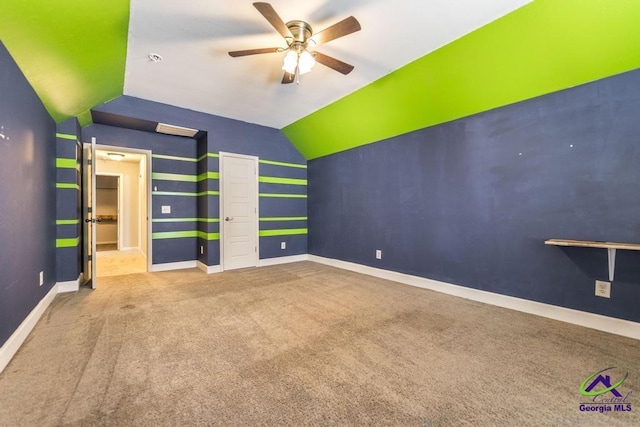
[1,0,639,158]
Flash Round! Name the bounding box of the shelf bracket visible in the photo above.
[607,248,616,282]
[545,239,640,282]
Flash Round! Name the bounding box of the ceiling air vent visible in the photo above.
[155,123,198,138]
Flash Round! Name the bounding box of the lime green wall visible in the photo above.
[0,0,129,125]
[283,0,640,159]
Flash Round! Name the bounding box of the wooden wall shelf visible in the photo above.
[545,239,640,281]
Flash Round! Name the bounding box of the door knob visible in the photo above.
[225,217,233,221]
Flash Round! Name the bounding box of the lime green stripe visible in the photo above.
[259,229,308,237]
[152,218,197,223]
[56,133,76,141]
[152,231,197,239]
[197,171,219,180]
[152,172,219,182]
[153,191,197,197]
[259,159,307,169]
[259,193,307,199]
[152,231,220,240]
[152,154,303,172]
[56,158,76,169]
[152,173,197,182]
[152,154,197,162]
[199,232,220,241]
[153,191,220,197]
[152,154,304,175]
[259,176,307,186]
[197,153,220,161]
[56,183,80,190]
[152,153,219,162]
[152,218,220,223]
[56,219,80,225]
[199,218,220,223]
[56,237,80,248]
[260,217,307,222]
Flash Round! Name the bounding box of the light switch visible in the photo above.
[161,205,171,214]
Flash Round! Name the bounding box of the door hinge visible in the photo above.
[255,246,257,253]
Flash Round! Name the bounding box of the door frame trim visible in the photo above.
[219,151,259,272]
[81,139,97,287]
[90,144,153,273]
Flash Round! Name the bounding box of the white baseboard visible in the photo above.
[0,284,59,373]
[57,275,81,293]
[258,254,309,267]
[197,261,222,274]
[308,255,640,341]
[151,260,197,272]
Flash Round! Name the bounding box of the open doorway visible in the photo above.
[92,147,151,278]
[96,174,121,252]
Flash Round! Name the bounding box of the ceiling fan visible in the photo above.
[228,2,361,84]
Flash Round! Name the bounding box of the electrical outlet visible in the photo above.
[39,271,44,286]
[200,245,204,255]
[376,250,382,259]
[595,280,611,298]
[161,205,171,214]
[281,242,286,250]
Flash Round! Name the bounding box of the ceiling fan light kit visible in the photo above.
[283,50,314,75]
[229,2,361,84]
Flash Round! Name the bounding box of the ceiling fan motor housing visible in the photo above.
[286,20,313,48]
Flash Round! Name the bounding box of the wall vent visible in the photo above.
[155,123,198,138]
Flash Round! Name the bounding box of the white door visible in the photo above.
[221,153,258,270]
[82,137,97,288]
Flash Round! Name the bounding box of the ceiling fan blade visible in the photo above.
[313,52,355,75]
[253,2,292,39]
[282,72,295,84]
[228,47,281,57]
[309,16,361,46]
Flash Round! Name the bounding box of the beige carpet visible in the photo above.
[96,250,147,277]
[0,262,638,426]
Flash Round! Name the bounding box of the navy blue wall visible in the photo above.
[55,119,82,282]
[83,124,200,265]
[309,68,640,323]
[0,43,57,346]
[88,96,307,266]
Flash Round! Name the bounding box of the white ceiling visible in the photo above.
[124,0,531,129]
